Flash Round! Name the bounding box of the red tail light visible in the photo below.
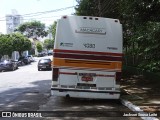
[52,68,59,81]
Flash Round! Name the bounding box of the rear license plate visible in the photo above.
[79,73,95,81]
[81,76,93,81]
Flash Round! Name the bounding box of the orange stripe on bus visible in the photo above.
[53,58,122,70]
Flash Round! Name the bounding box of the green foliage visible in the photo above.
[139,60,160,72]
[0,34,13,57]
[0,33,31,57]
[43,39,54,50]
[48,21,57,39]
[75,0,120,18]
[10,33,32,55]
[36,42,43,53]
[16,21,48,39]
[75,0,98,16]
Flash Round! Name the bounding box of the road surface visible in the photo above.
[0,56,141,120]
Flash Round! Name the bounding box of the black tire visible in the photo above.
[38,68,41,71]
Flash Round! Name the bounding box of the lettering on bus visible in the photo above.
[75,27,106,35]
[60,42,73,47]
[83,43,95,48]
[107,47,118,50]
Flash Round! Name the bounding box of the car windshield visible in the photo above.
[39,59,51,63]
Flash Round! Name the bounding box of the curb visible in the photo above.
[120,98,159,120]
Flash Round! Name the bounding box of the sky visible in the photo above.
[0,0,76,34]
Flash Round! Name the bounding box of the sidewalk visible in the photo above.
[120,75,160,119]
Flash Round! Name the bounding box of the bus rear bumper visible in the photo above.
[51,87,120,99]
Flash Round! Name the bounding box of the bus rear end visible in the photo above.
[51,16,122,99]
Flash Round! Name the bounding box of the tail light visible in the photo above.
[52,68,59,81]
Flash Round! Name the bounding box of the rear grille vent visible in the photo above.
[98,87,106,90]
[76,86,82,89]
[69,85,76,88]
[61,85,68,88]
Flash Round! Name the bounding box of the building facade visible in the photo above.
[6,14,23,34]
[5,11,24,60]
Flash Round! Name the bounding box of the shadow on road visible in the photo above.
[0,79,51,111]
[0,79,142,120]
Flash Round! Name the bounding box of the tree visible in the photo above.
[10,33,32,56]
[36,42,43,53]
[0,33,31,59]
[0,34,13,58]
[75,0,120,18]
[119,0,160,71]
[43,39,54,50]
[75,0,98,16]
[75,0,160,72]
[48,21,57,39]
[16,21,48,39]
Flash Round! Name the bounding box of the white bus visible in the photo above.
[51,16,123,99]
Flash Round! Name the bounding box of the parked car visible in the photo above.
[38,58,52,71]
[12,60,22,67]
[0,60,18,71]
[42,52,47,56]
[27,55,35,62]
[18,56,31,65]
[38,53,44,57]
[0,66,3,72]
[48,51,53,56]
